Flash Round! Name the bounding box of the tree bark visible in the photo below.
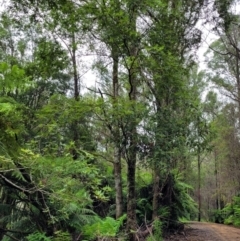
[126,76,137,240]
[114,146,123,218]
[214,149,220,210]
[112,49,123,218]
[72,33,79,101]
[236,53,240,131]
[126,19,138,241]
[152,167,160,220]
[198,147,201,222]
[71,33,79,160]
[152,109,163,220]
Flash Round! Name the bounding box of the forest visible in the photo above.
[0,0,240,240]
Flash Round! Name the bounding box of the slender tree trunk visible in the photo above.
[126,32,138,241]
[71,33,79,160]
[114,146,123,218]
[235,52,240,126]
[152,166,160,220]
[197,147,201,222]
[72,33,79,101]
[121,2,141,239]
[127,72,137,241]
[112,50,123,218]
[152,109,163,220]
[214,149,220,210]
[127,151,137,240]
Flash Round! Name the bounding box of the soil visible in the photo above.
[163,222,240,241]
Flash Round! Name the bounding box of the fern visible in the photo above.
[53,231,71,241]
[222,196,240,226]
[147,220,163,241]
[82,214,126,240]
[27,232,51,241]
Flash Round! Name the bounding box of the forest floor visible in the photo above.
[163,221,240,241]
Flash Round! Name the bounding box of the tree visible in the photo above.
[140,0,204,221]
[205,33,240,127]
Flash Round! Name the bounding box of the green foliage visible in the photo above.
[136,170,153,221]
[26,38,69,80]
[82,214,126,240]
[147,219,163,241]
[222,196,240,226]
[28,154,111,217]
[135,170,197,227]
[159,171,197,227]
[0,96,24,157]
[214,0,236,31]
[30,94,96,155]
[158,206,170,223]
[27,232,51,241]
[0,149,105,239]
[53,231,71,241]
[0,62,29,94]
[211,209,225,224]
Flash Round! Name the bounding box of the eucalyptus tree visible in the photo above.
[204,0,240,125]
[203,91,222,211]
[140,0,205,221]
[80,0,127,219]
[77,0,164,236]
[205,35,240,125]
[81,1,143,237]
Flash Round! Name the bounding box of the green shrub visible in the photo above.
[211,209,225,223]
[222,196,240,226]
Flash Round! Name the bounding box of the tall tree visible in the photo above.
[140,0,204,221]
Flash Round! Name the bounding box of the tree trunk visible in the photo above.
[123,2,139,239]
[72,33,79,101]
[71,33,79,160]
[114,146,123,218]
[235,51,240,130]
[214,149,220,210]
[112,49,123,218]
[126,34,138,241]
[127,158,137,240]
[197,147,201,222]
[152,167,160,220]
[126,79,137,240]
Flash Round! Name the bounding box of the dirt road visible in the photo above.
[164,222,240,241]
